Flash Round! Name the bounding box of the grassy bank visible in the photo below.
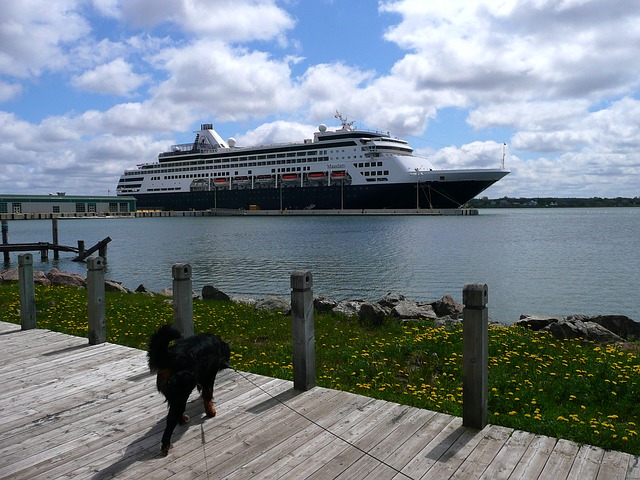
[1,282,639,455]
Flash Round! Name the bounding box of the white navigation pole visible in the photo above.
[415,167,423,210]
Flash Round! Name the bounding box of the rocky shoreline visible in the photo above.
[1,267,638,345]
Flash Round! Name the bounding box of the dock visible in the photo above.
[1,320,639,479]
[134,207,479,217]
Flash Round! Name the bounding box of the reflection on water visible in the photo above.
[2,208,639,324]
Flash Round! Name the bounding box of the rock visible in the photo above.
[135,284,149,293]
[34,271,51,286]
[515,314,563,331]
[0,268,51,286]
[432,295,463,317]
[231,295,257,307]
[202,285,231,301]
[544,318,623,343]
[332,300,365,317]
[359,302,388,326]
[391,300,437,320]
[377,292,406,309]
[159,288,173,297]
[47,268,86,288]
[433,316,464,328]
[0,268,18,282]
[255,295,291,314]
[105,280,130,293]
[588,315,640,341]
[314,296,337,313]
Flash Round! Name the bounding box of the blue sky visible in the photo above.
[1,0,639,198]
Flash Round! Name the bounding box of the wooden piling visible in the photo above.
[87,256,106,345]
[172,263,194,337]
[52,218,59,260]
[290,270,316,391]
[1,220,8,263]
[462,283,489,429]
[18,253,36,330]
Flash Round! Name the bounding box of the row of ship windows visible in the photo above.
[130,160,386,182]
[158,146,367,167]
[133,148,383,176]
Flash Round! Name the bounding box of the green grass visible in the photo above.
[1,282,639,455]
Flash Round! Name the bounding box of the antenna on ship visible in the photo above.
[335,111,354,131]
[502,143,507,169]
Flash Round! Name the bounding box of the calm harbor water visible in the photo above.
[2,208,639,324]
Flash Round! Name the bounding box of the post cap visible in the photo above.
[18,253,33,266]
[87,256,104,270]
[463,283,488,307]
[172,263,192,279]
[291,270,313,290]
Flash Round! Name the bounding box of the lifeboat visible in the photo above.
[330,171,348,180]
[281,173,301,183]
[307,172,327,182]
[214,177,230,186]
[255,174,274,184]
[233,176,250,185]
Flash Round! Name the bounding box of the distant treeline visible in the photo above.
[468,196,640,208]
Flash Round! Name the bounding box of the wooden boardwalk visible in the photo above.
[1,321,639,480]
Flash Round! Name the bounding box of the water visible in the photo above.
[3,208,639,324]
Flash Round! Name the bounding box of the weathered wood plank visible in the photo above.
[566,444,605,480]
[538,438,581,479]
[450,424,513,479]
[398,415,467,478]
[477,429,536,480]
[595,450,631,480]
[506,434,558,479]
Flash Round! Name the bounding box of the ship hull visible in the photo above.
[130,179,499,211]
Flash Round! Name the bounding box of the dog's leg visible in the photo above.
[161,394,190,456]
[201,383,216,417]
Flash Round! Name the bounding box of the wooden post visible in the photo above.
[462,283,488,429]
[290,270,315,391]
[87,256,106,345]
[98,243,108,260]
[52,218,59,260]
[2,220,9,264]
[18,253,36,330]
[172,263,194,337]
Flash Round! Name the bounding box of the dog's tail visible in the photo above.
[148,324,182,372]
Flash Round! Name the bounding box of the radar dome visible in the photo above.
[318,124,327,132]
[227,137,236,147]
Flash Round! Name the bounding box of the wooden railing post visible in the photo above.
[87,256,106,344]
[290,270,315,391]
[462,283,488,429]
[172,263,194,337]
[18,253,36,330]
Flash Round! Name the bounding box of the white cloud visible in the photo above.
[72,58,148,96]
[0,82,22,102]
[0,1,90,78]
[151,41,297,121]
[117,0,295,41]
[380,0,640,103]
[236,120,316,146]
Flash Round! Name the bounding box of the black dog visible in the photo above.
[148,324,231,455]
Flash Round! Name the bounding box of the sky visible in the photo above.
[1,0,639,199]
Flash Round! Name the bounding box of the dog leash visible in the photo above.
[231,368,415,480]
[200,423,210,480]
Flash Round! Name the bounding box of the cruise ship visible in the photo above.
[116,114,509,211]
